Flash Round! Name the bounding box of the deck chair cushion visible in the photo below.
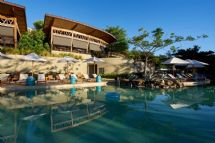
[20,74,28,80]
[92,74,97,78]
[58,74,66,80]
[38,74,45,81]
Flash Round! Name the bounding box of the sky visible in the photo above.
[8,0,215,55]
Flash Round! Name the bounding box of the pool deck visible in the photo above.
[182,79,211,87]
[0,82,107,92]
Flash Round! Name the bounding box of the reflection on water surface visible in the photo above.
[0,86,215,143]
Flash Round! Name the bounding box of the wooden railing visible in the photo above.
[52,27,108,47]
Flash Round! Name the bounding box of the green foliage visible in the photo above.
[129,27,208,78]
[18,30,50,55]
[51,53,83,60]
[33,20,44,30]
[0,47,20,54]
[105,26,129,54]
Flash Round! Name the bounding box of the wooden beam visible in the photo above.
[71,23,78,30]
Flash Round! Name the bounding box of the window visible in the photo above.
[99,68,104,74]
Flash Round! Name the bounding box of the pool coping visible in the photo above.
[0,82,107,92]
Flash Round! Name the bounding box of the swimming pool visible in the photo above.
[0,86,215,143]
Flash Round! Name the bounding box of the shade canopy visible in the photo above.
[186,59,209,68]
[162,57,189,65]
[84,57,104,63]
[22,53,47,62]
[58,56,79,63]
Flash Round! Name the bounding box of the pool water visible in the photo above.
[0,86,215,143]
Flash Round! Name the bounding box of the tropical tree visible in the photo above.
[129,27,207,79]
[105,26,129,56]
[18,20,49,55]
[33,20,44,30]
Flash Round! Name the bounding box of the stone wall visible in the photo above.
[0,54,88,74]
[98,57,154,74]
[0,55,155,75]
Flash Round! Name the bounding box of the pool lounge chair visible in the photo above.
[37,74,46,84]
[176,74,185,79]
[0,74,10,86]
[58,74,67,83]
[83,74,95,82]
[92,74,97,78]
[16,74,28,84]
[167,74,176,79]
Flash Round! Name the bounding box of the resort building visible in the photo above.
[0,0,27,48]
[0,2,143,76]
[43,14,116,56]
[43,14,118,76]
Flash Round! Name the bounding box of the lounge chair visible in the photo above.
[176,74,185,79]
[16,74,28,84]
[167,74,176,79]
[58,74,67,83]
[37,74,46,84]
[181,73,189,78]
[83,74,95,82]
[0,74,10,86]
[92,74,97,78]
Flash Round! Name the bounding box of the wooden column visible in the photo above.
[87,36,90,54]
[71,32,73,52]
[50,26,53,53]
[13,18,17,48]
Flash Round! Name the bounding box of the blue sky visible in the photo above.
[8,0,215,54]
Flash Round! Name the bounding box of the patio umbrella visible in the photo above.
[186,59,209,68]
[186,59,209,74]
[162,57,189,75]
[58,56,79,73]
[22,53,47,74]
[84,57,104,74]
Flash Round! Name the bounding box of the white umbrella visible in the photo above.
[162,57,189,75]
[186,59,209,68]
[22,53,47,74]
[84,57,104,74]
[162,57,189,65]
[58,56,79,73]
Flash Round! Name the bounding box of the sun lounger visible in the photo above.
[37,74,46,84]
[167,74,176,79]
[57,74,67,83]
[0,74,10,86]
[92,74,97,78]
[83,74,95,82]
[176,74,185,79]
[16,74,28,84]
[181,73,189,78]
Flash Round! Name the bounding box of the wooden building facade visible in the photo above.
[0,0,27,48]
[44,14,116,55]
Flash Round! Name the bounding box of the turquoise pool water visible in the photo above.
[0,86,215,143]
